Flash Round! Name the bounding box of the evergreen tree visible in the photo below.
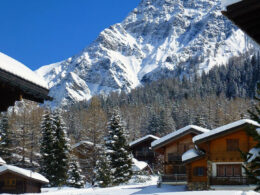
[0,113,12,163]
[95,149,112,187]
[243,83,260,191]
[40,110,56,185]
[105,110,132,185]
[67,156,85,188]
[52,109,71,186]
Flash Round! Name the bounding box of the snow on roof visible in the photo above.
[0,164,49,183]
[132,158,148,172]
[72,140,94,149]
[182,148,203,162]
[129,135,159,147]
[0,52,48,89]
[221,0,242,11]
[0,157,6,165]
[151,125,209,148]
[193,119,260,143]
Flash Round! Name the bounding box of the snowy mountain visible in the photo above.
[36,0,250,107]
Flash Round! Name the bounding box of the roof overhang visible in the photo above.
[0,68,52,111]
[222,0,260,45]
[152,129,205,151]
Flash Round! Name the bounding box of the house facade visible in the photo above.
[151,125,209,184]
[182,119,259,190]
[130,135,159,167]
[0,164,49,194]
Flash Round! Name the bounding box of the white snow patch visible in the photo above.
[152,125,209,148]
[193,119,260,143]
[132,158,148,172]
[130,135,159,147]
[0,52,48,89]
[0,164,49,183]
[248,148,260,163]
[182,148,203,162]
[72,141,94,149]
[0,157,6,165]
[221,0,242,11]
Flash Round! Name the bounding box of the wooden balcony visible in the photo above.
[210,176,252,185]
[161,174,187,183]
[168,154,182,163]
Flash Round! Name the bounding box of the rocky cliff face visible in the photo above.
[36,0,249,107]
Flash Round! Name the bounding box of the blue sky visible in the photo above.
[0,0,140,70]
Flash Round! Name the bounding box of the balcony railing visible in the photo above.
[161,174,187,182]
[210,176,252,185]
[135,151,155,158]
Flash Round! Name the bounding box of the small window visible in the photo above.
[193,167,205,176]
[4,179,16,187]
[226,139,239,151]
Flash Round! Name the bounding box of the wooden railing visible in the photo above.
[210,176,252,185]
[161,174,187,182]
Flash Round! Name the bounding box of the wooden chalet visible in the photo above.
[129,135,159,167]
[222,0,260,45]
[182,119,259,190]
[0,52,51,112]
[0,164,49,194]
[151,125,209,184]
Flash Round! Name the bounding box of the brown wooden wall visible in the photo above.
[199,127,257,162]
[0,172,42,194]
[187,158,207,182]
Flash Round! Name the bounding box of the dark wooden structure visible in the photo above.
[152,126,209,184]
[222,0,260,45]
[0,53,51,112]
[0,165,49,194]
[184,119,259,190]
[130,135,159,167]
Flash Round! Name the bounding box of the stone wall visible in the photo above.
[187,182,208,191]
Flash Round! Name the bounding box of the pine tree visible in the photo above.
[0,113,12,163]
[95,149,112,187]
[52,109,71,186]
[105,110,132,186]
[243,83,260,191]
[67,156,85,188]
[40,110,56,185]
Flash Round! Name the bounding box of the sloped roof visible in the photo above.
[0,164,49,184]
[193,119,260,144]
[182,148,204,164]
[130,135,159,147]
[72,140,94,149]
[0,52,48,89]
[151,125,209,149]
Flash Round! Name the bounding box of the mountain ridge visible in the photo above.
[36,0,250,107]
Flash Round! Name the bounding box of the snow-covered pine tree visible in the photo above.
[243,83,260,191]
[105,110,132,186]
[52,109,71,186]
[0,113,12,163]
[95,149,112,187]
[67,155,85,188]
[40,110,56,185]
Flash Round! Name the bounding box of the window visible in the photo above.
[226,139,239,151]
[193,167,205,176]
[4,178,16,187]
[217,164,241,177]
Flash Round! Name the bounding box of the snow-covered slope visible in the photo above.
[36,0,250,107]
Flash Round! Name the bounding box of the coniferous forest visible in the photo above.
[1,52,260,185]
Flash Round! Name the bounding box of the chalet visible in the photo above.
[151,125,209,184]
[182,119,260,190]
[0,164,49,194]
[130,135,159,167]
[0,52,51,112]
[222,0,260,45]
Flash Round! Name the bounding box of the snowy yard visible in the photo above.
[16,176,260,195]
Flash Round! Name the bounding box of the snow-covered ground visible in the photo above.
[12,176,260,195]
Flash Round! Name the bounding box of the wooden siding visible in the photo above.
[199,127,257,162]
[164,133,196,174]
[0,172,42,194]
[186,158,207,183]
